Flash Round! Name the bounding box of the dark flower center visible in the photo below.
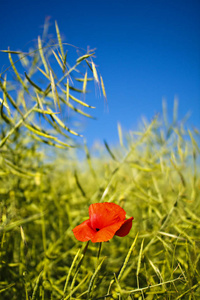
[96,228,100,231]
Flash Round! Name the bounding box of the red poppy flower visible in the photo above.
[73,202,134,243]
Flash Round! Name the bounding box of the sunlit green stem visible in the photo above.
[69,241,90,298]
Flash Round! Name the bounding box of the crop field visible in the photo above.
[0,23,200,299]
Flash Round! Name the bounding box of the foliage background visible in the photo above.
[0,22,200,299]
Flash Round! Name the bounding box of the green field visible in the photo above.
[0,23,200,299]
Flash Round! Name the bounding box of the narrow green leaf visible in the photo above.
[114,273,123,296]
[41,111,70,139]
[76,52,95,63]
[130,163,152,172]
[2,75,11,116]
[158,231,184,240]
[69,93,95,108]
[0,104,36,148]
[66,78,69,103]
[53,138,73,147]
[24,72,42,91]
[175,282,200,299]
[123,277,183,294]
[31,271,43,300]
[87,257,106,299]
[60,96,96,119]
[57,49,65,64]
[188,129,200,153]
[49,70,61,111]
[18,52,29,67]
[37,66,50,79]
[63,249,81,295]
[8,51,28,92]
[52,49,63,70]
[83,71,87,94]
[4,158,36,177]
[0,213,44,233]
[149,259,163,282]
[38,36,49,75]
[31,134,68,149]
[33,107,58,115]
[56,62,80,87]
[100,75,107,101]
[0,99,13,124]
[70,242,90,294]
[74,171,87,198]
[92,61,99,83]
[0,283,15,294]
[118,233,139,281]
[47,107,82,136]
[35,92,44,110]
[55,21,65,58]
[0,50,23,54]
[20,226,27,245]
[75,77,93,82]
[64,274,89,300]
[104,140,117,161]
[67,85,86,93]
[170,158,186,187]
[24,123,58,140]
[63,50,68,72]
[136,239,144,286]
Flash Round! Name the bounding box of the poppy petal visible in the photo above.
[115,217,134,237]
[73,219,95,242]
[91,221,125,243]
[89,202,126,231]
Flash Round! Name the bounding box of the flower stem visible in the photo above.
[96,242,102,267]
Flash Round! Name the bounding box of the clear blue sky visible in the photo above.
[1,0,200,146]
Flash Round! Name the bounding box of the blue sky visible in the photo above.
[1,0,200,146]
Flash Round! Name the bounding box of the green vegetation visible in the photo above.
[0,22,200,299]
